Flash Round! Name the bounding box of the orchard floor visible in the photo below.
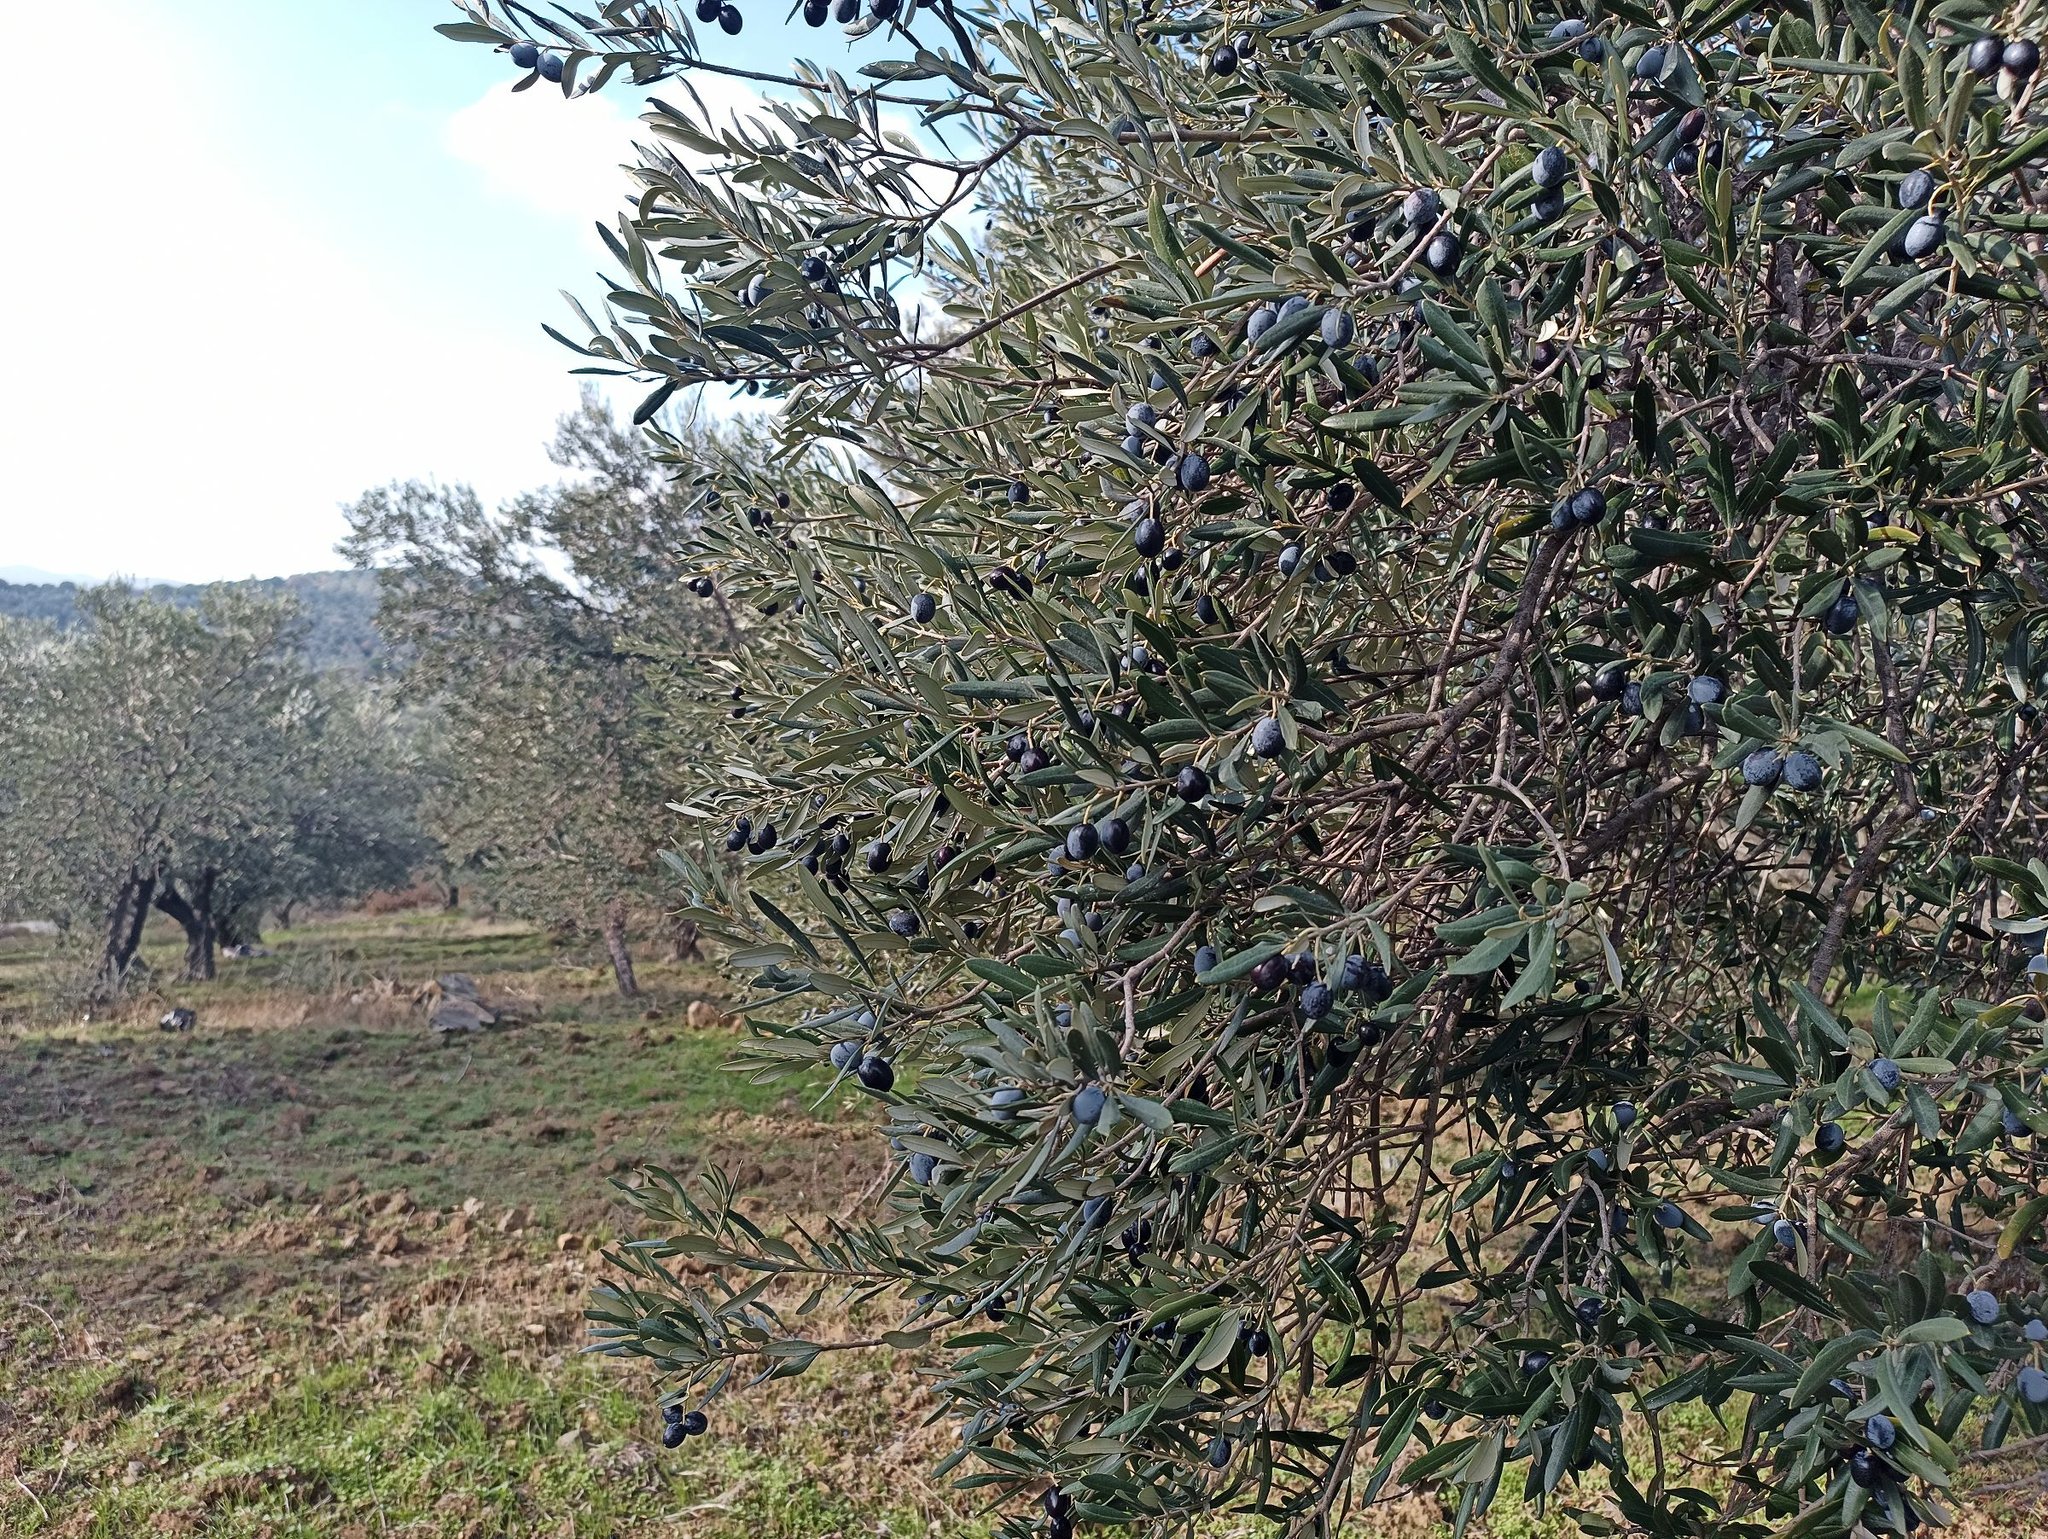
[0,911,957,1539]
[0,912,2041,1537]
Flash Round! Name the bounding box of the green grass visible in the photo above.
[12,1312,983,1538]
[0,907,924,1538]
[6,913,2030,1537]
[4,911,831,1219]
[0,910,1824,1539]
[0,906,634,1018]
[25,1350,817,1538]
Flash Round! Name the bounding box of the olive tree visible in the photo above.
[343,395,746,992]
[0,589,413,991]
[441,3,2048,1533]
[207,686,435,937]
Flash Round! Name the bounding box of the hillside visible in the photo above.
[0,569,385,673]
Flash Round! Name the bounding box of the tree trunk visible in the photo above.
[189,869,218,979]
[95,867,158,998]
[277,899,295,931]
[445,884,460,911]
[121,871,156,976]
[153,870,218,982]
[217,907,259,949]
[668,915,702,962]
[603,896,639,998]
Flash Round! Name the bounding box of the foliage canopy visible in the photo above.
[443,1,2048,1533]
[343,396,749,991]
[0,570,386,673]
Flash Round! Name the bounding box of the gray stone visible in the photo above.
[430,994,495,1034]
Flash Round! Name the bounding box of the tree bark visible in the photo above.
[668,915,702,962]
[189,869,218,980]
[95,866,158,998]
[1806,810,1910,998]
[154,869,219,982]
[120,870,156,977]
[603,896,639,998]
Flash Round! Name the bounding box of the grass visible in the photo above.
[2,910,2039,1536]
[0,908,971,1538]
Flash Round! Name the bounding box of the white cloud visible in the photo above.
[0,15,986,587]
[445,77,965,346]
[444,81,647,221]
[439,74,796,432]
[0,15,618,585]
[444,70,812,219]
[446,69,964,235]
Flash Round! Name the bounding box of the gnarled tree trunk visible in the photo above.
[217,906,259,950]
[95,866,158,999]
[153,869,219,982]
[603,895,638,998]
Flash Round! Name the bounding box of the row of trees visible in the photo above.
[0,401,743,1003]
[431,0,2048,1536]
[0,589,428,996]
[341,395,748,995]
[0,400,747,1005]
[0,569,388,673]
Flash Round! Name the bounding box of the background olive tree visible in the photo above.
[439,2,2048,1534]
[0,589,426,994]
[211,686,438,937]
[343,395,755,994]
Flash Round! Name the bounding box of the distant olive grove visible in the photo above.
[341,393,757,995]
[0,397,755,1005]
[0,569,388,674]
[0,588,430,998]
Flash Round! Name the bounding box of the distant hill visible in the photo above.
[0,565,102,584]
[0,570,387,673]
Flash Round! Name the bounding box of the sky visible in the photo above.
[0,0,882,585]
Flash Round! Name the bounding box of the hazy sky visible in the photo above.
[0,0,876,584]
